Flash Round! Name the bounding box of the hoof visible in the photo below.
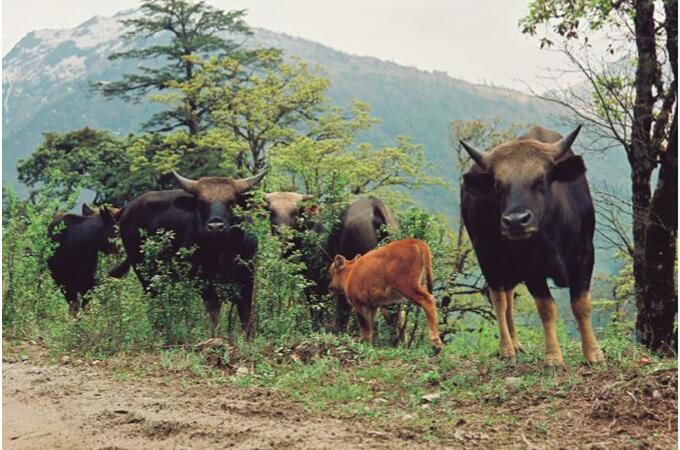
[584,349,605,365]
[431,339,444,355]
[543,354,565,371]
[499,354,517,366]
[499,347,517,360]
[512,341,525,354]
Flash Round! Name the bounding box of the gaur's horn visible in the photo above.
[234,170,267,193]
[460,141,486,168]
[555,125,582,160]
[172,170,199,195]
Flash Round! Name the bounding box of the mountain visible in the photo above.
[2,10,630,273]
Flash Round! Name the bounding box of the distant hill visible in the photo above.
[2,9,629,274]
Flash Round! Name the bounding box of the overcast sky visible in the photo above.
[2,0,575,92]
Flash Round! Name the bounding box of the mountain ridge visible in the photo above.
[2,10,629,275]
[2,9,560,181]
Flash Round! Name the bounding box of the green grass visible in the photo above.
[3,313,675,448]
[192,321,671,423]
[159,349,209,377]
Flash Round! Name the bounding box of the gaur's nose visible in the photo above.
[501,210,535,237]
[206,219,226,232]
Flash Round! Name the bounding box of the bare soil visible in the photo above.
[3,357,428,449]
[3,342,677,449]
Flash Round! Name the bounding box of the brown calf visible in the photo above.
[328,239,443,352]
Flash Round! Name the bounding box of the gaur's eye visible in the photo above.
[531,177,545,191]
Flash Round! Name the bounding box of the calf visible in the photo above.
[48,206,117,315]
[328,239,443,352]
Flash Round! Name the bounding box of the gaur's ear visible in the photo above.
[110,207,122,220]
[334,255,346,270]
[172,195,198,212]
[82,203,95,216]
[305,204,320,216]
[550,155,586,183]
[100,207,114,226]
[62,214,87,227]
[462,171,494,195]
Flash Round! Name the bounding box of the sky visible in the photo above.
[2,0,576,92]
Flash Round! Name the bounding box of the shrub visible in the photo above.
[237,196,313,340]
[2,188,68,337]
[137,230,208,345]
[46,273,156,357]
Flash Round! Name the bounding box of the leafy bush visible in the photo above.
[2,188,67,337]
[46,274,156,357]
[387,207,493,344]
[237,197,314,340]
[137,230,207,345]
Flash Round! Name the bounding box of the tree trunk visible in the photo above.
[183,55,199,136]
[636,111,678,352]
[631,0,669,352]
[630,165,652,304]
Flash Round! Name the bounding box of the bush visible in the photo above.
[2,188,68,337]
[46,274,156,357]
[387,207,493,345]
[2,192,212,354]
[237,197,314,340]
[137,230,207,345]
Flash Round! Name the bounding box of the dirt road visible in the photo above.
[3,359,423,449]
[4,344,677,449]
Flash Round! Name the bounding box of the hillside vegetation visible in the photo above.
[2,10,630,276]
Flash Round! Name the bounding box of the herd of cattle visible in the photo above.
[47,126,604,366]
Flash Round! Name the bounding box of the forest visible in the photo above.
[2,1,677,448]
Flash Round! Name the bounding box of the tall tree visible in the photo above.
[155,56,326,175]
[16,128,142,206]
[92,0,276,135]
[521,0,677,352]
[157,55,443,190]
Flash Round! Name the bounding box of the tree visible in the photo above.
[270,104,440,197]
[521,0,677,352]
[92,0,276,135]
[152,55,325,175]
[16,128,140,206]
[157,55,443,194]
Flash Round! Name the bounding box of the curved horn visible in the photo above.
[301,194,313,201]
[234,170,267,193]
[172,170,199,195]
[460,141,487,168]
[555,125,582,160]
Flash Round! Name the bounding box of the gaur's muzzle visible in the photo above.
[501,208,537,239]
